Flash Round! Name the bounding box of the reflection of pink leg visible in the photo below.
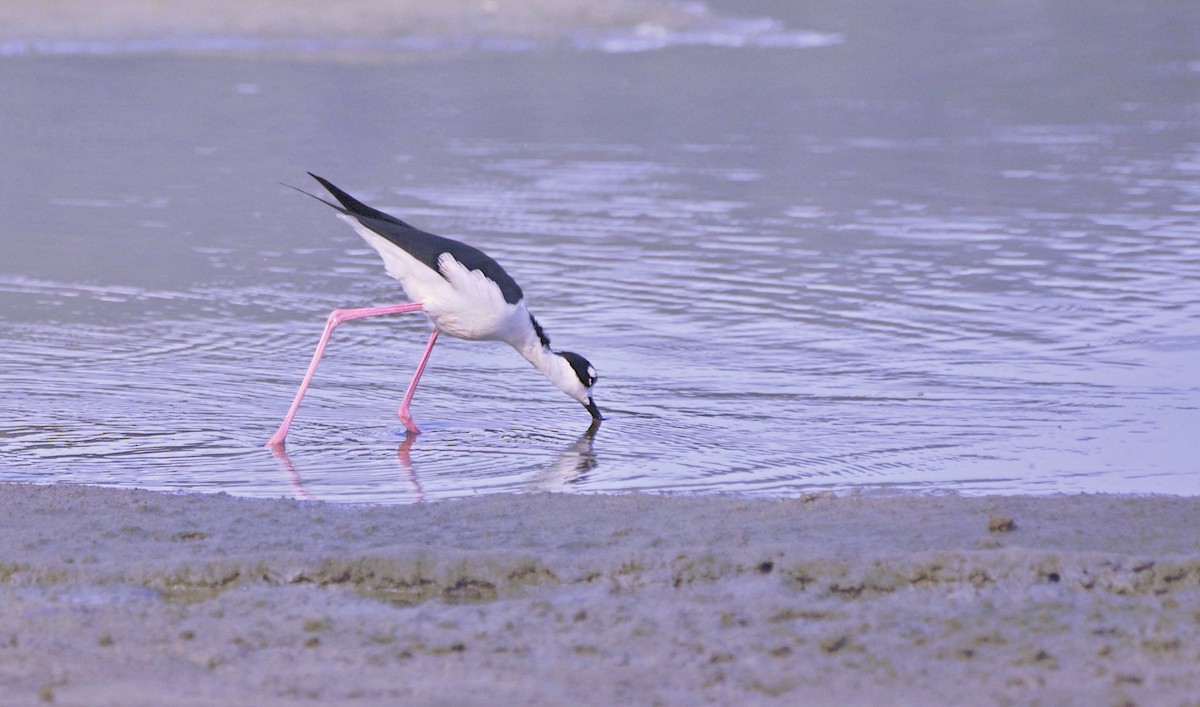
[398,329,438,435]
[267,302,424,447]
[396,434,426,502]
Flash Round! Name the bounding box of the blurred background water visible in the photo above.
[1,0,1197,502]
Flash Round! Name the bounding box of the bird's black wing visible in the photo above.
[306,174,525,305]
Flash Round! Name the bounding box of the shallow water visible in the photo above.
[1,1,1198,501]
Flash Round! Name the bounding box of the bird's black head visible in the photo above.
[557,351,602,420]
[559,351,598,388]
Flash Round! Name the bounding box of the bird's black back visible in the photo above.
[309,174,525,305]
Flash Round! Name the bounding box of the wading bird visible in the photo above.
[266,174,600,447]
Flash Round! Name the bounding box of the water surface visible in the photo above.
[1,1,1198,501]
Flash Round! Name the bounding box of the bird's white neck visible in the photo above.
[519,339,559,377]
[500,311,591,407]
[516,339,583,403]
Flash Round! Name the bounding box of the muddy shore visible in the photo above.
[2,484,1198,704]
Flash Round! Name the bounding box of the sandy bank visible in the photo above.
[1,484,1198,705]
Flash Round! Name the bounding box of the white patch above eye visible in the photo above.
[587,367,597,379]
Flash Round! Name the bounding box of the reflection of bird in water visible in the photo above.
[529,420,602,491]
[268,438,425,503]
[267,174,601,447]
[274,422,600,502]
[268,443,312,501]
[394,434,425,503]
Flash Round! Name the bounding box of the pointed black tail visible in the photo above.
[308,173,416,229]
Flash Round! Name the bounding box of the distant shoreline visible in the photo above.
[0,0,841,57]
[2,482,1198,703]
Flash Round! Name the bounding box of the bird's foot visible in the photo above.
[398,407,421,435]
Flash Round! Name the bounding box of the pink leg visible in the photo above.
[266,302,424,448]
[398,329,439,434]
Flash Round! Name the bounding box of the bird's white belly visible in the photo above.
[421,256,527,341]
[350,218,528,343]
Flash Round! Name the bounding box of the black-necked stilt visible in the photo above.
[266,173,601,447]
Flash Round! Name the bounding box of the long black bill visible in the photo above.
[583,397,603,421]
